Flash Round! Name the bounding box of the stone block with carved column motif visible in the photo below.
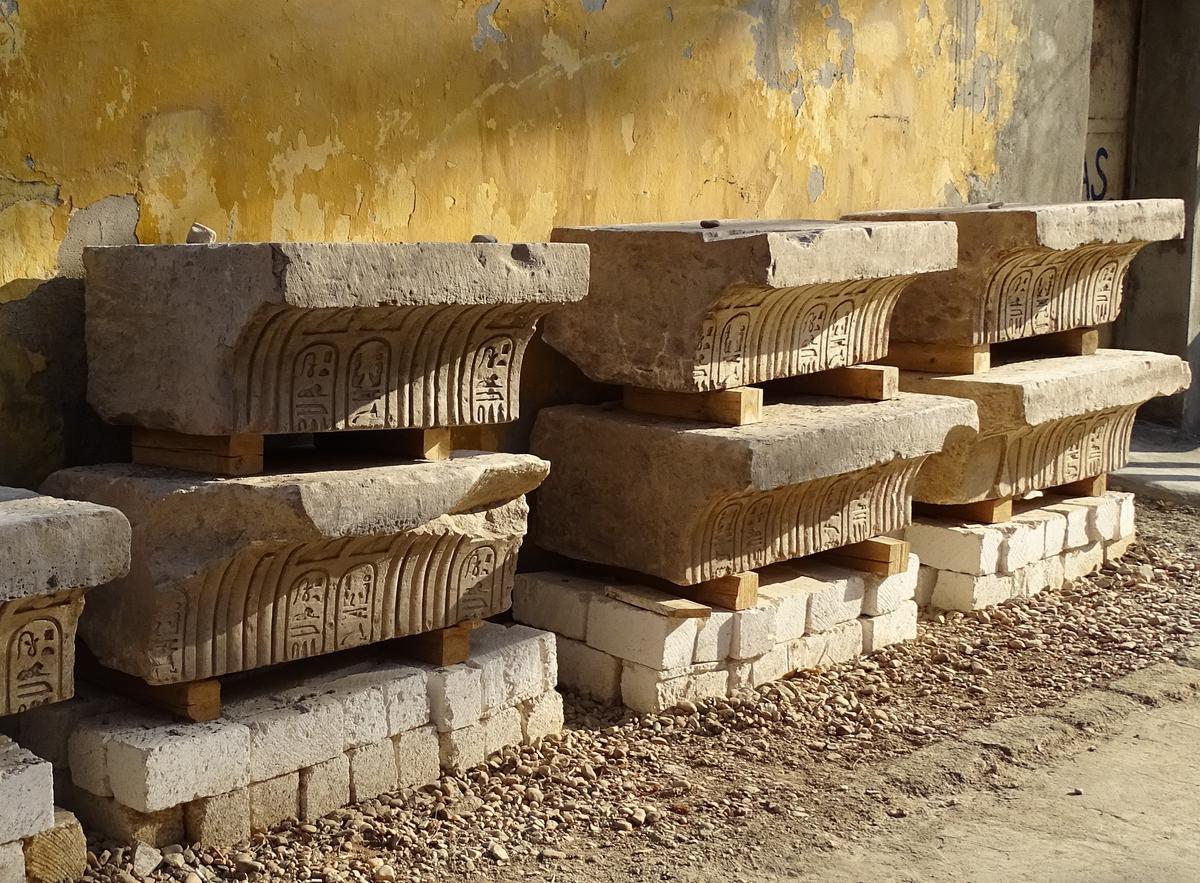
[39,453,548,685]
[545,219,957,392]
[83,241,589,436]
[900,350,1190,504]
[0,489,130,716]
[530,394,976,586]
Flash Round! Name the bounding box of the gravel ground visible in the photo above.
[83,500,1200,883]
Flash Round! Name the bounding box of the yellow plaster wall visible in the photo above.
[0,0,1087,484]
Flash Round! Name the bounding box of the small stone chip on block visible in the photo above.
[861,601,919,653]
[183,788,250,849]
[555,638,623,703]
[0,737,54,844]
[249,773,300,832]
[522,691,565,743]
[299,754,350,822]
[394,725,440,789]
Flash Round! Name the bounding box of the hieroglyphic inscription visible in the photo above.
[688,458,924,583]
[142,522,523,684]
[978,243,1143,344]
[0,589,83,715]
[239,303,549,432]
[998,405,1137,497]
[693,277,910,389]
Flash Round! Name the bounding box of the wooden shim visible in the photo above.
[1048,473,1107,497]
[398,428,453,461]
[679,571,759,611]
[819,536,911,576]
[397,621,475,666]
[22,809,87,883]
[1017,326,1100,357]
[774,365,899,401]
[880,341,990,375]
[916,496,1014,525]
[604,584,711,619]
[79,650,222,722]
[132,429,264,477]
[623,386,763,426]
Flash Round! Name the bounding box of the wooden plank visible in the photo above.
[821,552,905,577]
[679,571,758,611]
[78,650,222,722]
[774,365,899,401]
[819,537,911,576]
[604,584,711,618]
[623,386,763,426]
[1020,326,1100,357]
[916,496,1014,525]
[21,809,87,883]
[132,429,263,476]
[397,621,475,666]
[879,341,990,375]
[398,428,453,461]
[1049,473,1108,497]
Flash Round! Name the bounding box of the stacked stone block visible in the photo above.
[10,623,560,848]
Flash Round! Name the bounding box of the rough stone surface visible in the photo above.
[249,773,299,831]
[586,594,699,670]
[861,601,919,652]
[84,241,590,434]
[0,737,54,843]
[790,562,867,633]
[729,599,778,660]
[42,454,547,682]
[512,571,601,641]
[12,687,123,769]
[298,754,350,821]
[789,620,864,672]
[0,840,23,883]
[428,665,484,733]
[847,199,1185,345]
[620,661,729,714]
[394,725,441,789]
[225,694,342,784]
[57,779,184,848]
[438,721,486,772]
[183,787,250,848]
[469,623,548,713]
[522,691,565,743]
[555,637,622,703]
[861,555,919,615]
[932,570,1021,612]
[483,706,525,757]
[692,611,736,663]
[348,740,398,803]
[532,394,976,584]
[547,219,955,391]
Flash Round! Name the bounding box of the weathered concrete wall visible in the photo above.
[0,0,1092,486]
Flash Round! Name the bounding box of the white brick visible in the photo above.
[861,601,918,653]
[395,725,440,788]
[586,594,699,670]
[1013,505,1069,557]
[906,519,1003,575]
[348,740,398,803]
[483,706,524,757]
[67,710,164,798]
[105,719,251,813]
[1063,542,1104,582]
[789,620,863,671]
[0,737,54,843]
[0,840,24,883]
[788,562,864,633]
[730,599,778,659]
[1105,533,1136,563]
[749,644,792,687]
[469,623,546,713]
[522,691,564,743]
[250,773,299,831]
[692,610,734,663]
[511,571,602,641]
[932,569,1021,611]
[1112,491,1136,538]
[555,637,621,703]
[1043,500,1090,549]
[298,754,349,821]
[861,554,918,615]
[426,664,483,732]
[998,519,1044,572]
[381,669,431,734]
[226,694,344,783]
[620,661,728,714]
[915,565,938,608]
[756,577,809,643]
[311,676,388,750]
[15,688,123,769]
[1090,494,1122,541]
[438,722,486,771]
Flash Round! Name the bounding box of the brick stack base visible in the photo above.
[0,737,87,883]
[907,491,1136,612]
[7,624,562,848]
[514,557,921,714]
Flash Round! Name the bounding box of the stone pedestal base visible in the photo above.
[513,557,921,714]
[9,624,561,848]
[907,492,1135,612]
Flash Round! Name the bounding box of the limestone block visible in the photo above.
[1022,554,1065,598]
[348,740,398,803]
[846,200,1184,345]
[861,601,918,653]
[14,687,123,769]
[532,394,976,584]
[0,737,54,843]
[547,219,956,391]
[394,725,440,789]
[585,594,699,670]
[58,779,184,848]
[42,454,547,683]
[1011,504,1068,558]
[620,661,729,714]
[427,665,483,733]
[903,351,1190,504]
[522,691,564,743]
[67,711,166,798]
[292,664,428,747]
[0,841,22,883]
[1112,492,1135,537]
[249,773,299,831]
[555,638,622,703]
[932,570,1021,612]
[749,645,792,687]
[469,623,547,713]
[756,578,809,643]
[184,788,250,848]
[789,620,864,671]
[1067,493,1121,542]
[1063,542,1105,582]
[1043,499,1092,550]
[727,661,753,692]
[438,721,486,771]
[692,611,734,664]
[84,241,589,435]
[861,555,919,615]
[785,562,865,633]
[1105,533,1136,563]
[915,565,938,608]
[298,754,350,821]
[730,599,778,660]
[511,571,602,642]
[483,706,524,757]
[906,519,1002,575]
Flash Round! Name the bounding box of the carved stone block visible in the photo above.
[83,242,589,435]
[545,219,957,392]
[846,199,1185,345]
[0,489,130,716]
[40,453,549,684]
[901,350,1191,504]
[530,394,977,585]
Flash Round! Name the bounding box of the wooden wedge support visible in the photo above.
[1019,326,1100,357]
[820,536,911,576]
[78,651,222,722]
[774,364,899,401]
[132,429,264,476]
[1049,473,1108,497]
[916,496,1014,525]
[880,341,990,375]
[679,571,759,611]
[605,584,711,618]
[397,427,453,461]
[622,386,763,426]
[397,620,478,666]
